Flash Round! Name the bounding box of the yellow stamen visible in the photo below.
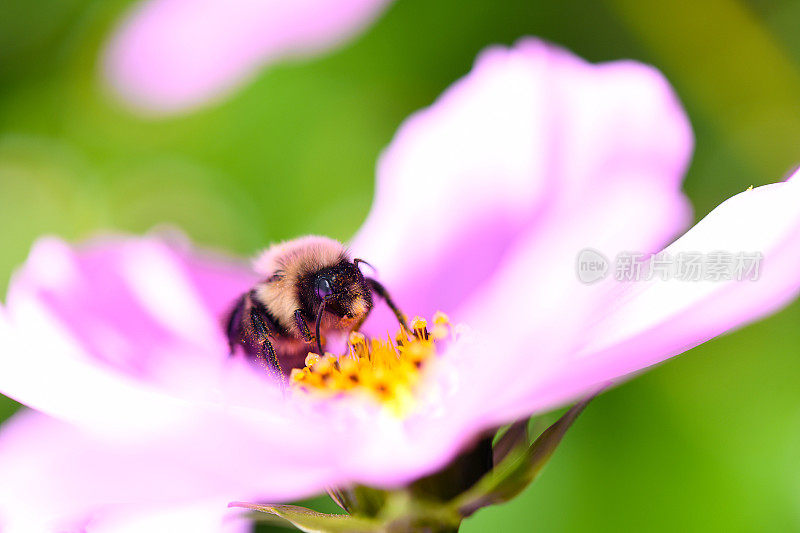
[431,311,451,340]
[290,313,452,415]
[411,316,429,340]
[304,353,320,367]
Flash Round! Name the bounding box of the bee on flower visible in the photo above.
[2,37,800,533]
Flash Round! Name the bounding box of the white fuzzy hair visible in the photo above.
[253,235,347,277]
[252,236,349,332]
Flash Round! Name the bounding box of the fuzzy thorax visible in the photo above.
[290,313,451,415]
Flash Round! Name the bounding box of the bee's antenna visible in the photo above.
[315,296,332,354]
[353,258,376,275]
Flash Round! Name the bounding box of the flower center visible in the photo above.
[289,312,451,413]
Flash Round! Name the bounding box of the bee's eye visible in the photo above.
[315,277,333,299]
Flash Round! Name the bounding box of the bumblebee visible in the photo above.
[225,236,406,380]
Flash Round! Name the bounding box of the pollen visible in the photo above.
[290,313,452,414]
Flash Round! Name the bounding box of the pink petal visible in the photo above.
[103,0,392,113]
[527,175,800,411]
[0,298,195,439]
[366,176,800,480]
[352,39,692,334]
[445,173,690,425]
[87,501,249,533]
[5,235,253,384]
[0,235,258,434]
[0,410,251,532]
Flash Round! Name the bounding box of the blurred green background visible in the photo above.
[2,0,800,531]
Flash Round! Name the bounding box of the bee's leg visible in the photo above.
[365,277,408,330]
[246,304,284,384]
[293,309,315,343]
[224,293,247,356]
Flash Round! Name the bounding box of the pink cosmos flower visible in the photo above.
[103,0,393,113]
[3,38,800,530]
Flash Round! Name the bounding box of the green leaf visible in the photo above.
[492,420,529,466]
[454,396,594,516]
[229,502,383,533]
[408,437,493,502]
[327,485,389,517]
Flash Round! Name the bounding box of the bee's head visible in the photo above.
[300,259,373,322]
